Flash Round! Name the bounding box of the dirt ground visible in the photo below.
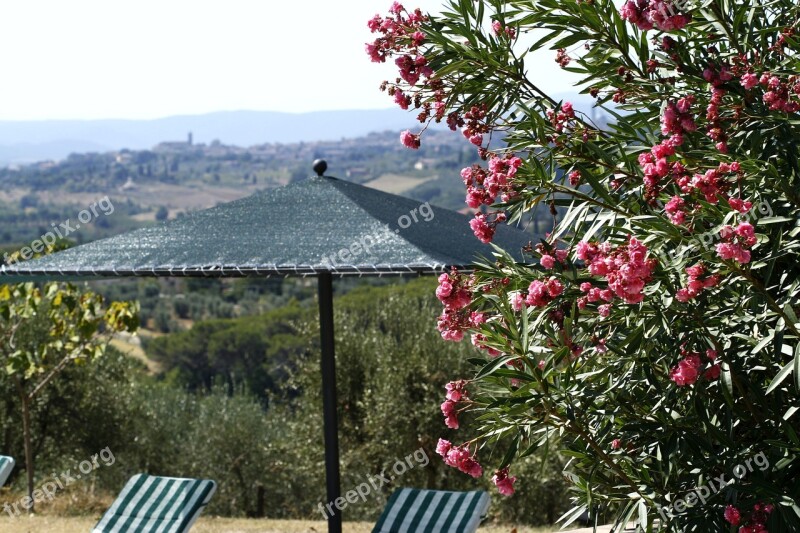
[0,515,591,533]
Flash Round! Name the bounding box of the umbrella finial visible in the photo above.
[313,159,328,177]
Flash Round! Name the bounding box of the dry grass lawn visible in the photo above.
[0,516,569,532]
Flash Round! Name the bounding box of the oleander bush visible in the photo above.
[368,0,800,530]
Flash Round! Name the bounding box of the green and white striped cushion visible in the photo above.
[373,488,490,533]
[0,455,14,487]
[93,474,216,533]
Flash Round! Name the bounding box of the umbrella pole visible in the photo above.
[318,272,342,533]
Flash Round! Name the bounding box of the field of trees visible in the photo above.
[0,278,569,526]
[0,129,563,526]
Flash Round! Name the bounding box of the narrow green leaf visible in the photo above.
[766,360,794,394]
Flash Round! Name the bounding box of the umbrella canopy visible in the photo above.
[0,164,533,533]
[0,173,530,280]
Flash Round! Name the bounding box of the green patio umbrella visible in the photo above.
[0,160,532,533]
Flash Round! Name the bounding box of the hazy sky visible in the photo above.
[0,1,575,121]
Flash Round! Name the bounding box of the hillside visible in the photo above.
[0,129,542,251]
[0,109,425,166]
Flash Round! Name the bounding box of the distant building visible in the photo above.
[155,132,194,152]
[120,177,137,191]
[346,167,369,179]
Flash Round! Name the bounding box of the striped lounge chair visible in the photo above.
[0,455,14,487]
[373,488,490,533]
[92,474,216,533]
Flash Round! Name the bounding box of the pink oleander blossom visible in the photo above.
[525,277,564,307]
[741,72,760,90]
[470,214,494,243]
[704,364,721,380]
[621,0,690,32]
[728,197,753,214]
[491,468,517,496]
[665,195,687,225]
[393,88,410,110]
[469,212,507,244]
[436,271,475,342]
[438,443,483,478]
[724,505,742,526]
[510,292,526,312]
[715,222,757,264]
[436,438,452,457]
[445,380,467,401]
[670,354,702,386]
[441,399,459,428]
[676,263,721,302]
[400,130,420,149]
[436,271,471,311]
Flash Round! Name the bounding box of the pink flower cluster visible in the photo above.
[729,196,753,214]
[620,0,690,32]
[471,332,502,357]
[394,53,433,87]
[676,263,721,302]
[702,63,743,152]
[757,73,800,113]
[577,280,614,308]
[715,222,757,264]
[637,134,684,198]
[393,88,411,110]
[661,96,697,136]
[441,380,468,429]
[510,292,526,312]
[664,195,687,224]
[461,105,490,147]
[534,243,569,269]
[725,502,773,532]
[679,161,739,203]
[555,48,570,67]
[706,87,729,152]
[400,130,421,149]
[703,64,734,87]
[436,439,483,478]
[670,347,719,386]
[576,236,656,305]
[462,155,522,208]
[436,270,474,341]
[369,4,459,150]
[547,101,575,134]
[663,162,744,224]
[491,468,517,496]
[366,3,426,65]
[469,211,507,244]
[525,277,564,307]
[491,20,516,39]
[436,270,471,310]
